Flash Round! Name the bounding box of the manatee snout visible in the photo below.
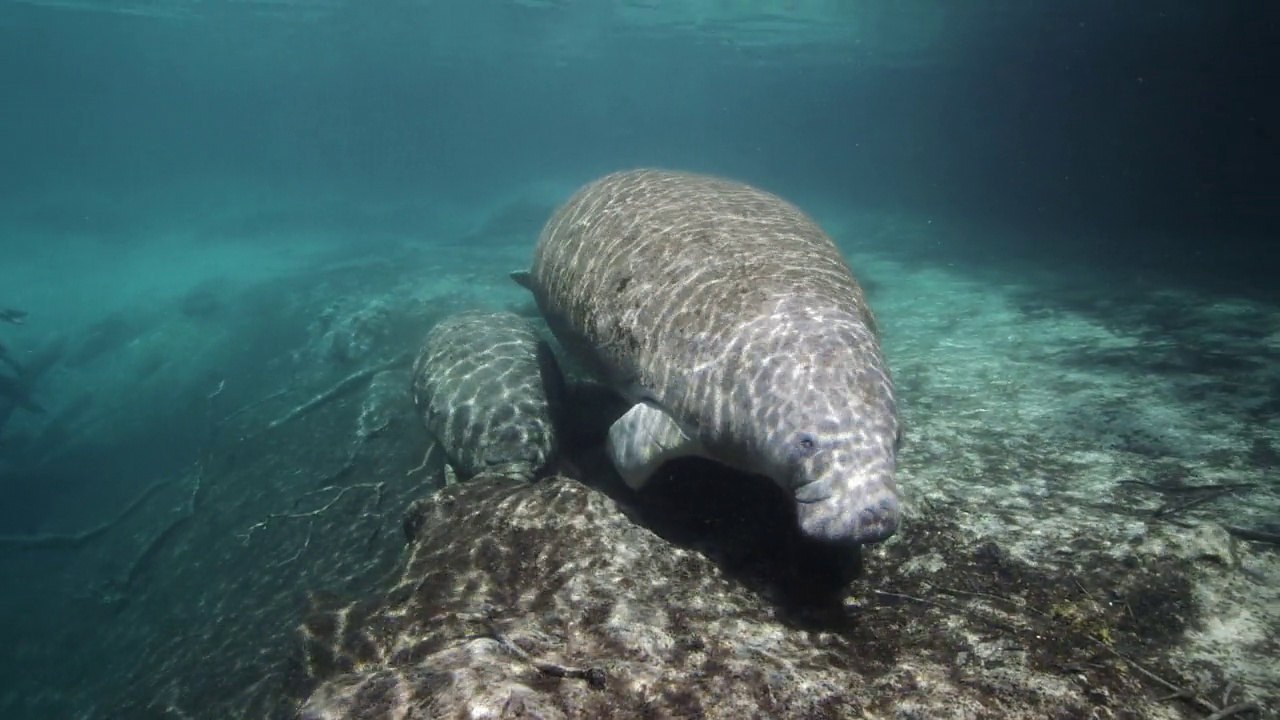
[790,438,901,545]
[795,473,900,545]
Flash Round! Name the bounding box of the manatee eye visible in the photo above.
[783,430,824,466]
[791,432,818,459]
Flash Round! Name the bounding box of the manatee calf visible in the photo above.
[512,169,902,544]
[410,310,566,484]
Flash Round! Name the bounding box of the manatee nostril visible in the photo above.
[855,506,899,544]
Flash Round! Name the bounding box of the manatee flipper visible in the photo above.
[607,402,701,490]
[509,270,533,290]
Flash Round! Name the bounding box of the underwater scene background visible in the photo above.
[0,1,1277,718]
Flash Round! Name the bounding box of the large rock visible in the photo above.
[288,458,1207,719]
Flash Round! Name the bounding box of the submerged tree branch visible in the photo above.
[263,354,408,433]
[0,478,172,550]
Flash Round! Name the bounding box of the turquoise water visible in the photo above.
[0,2,1276,718]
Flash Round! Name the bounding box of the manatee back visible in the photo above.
[527,168,880,414]
[410,311,565,482]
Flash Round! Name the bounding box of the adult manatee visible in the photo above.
[512,169,903,544]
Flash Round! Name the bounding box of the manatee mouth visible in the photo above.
[794,482,901,545]
[793,478,833,504]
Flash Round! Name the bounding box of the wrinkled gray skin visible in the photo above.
[513,168,902,544]
[410,311,565,483]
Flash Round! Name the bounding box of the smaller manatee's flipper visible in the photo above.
[607,402,700,490]
[509,270,533,290]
